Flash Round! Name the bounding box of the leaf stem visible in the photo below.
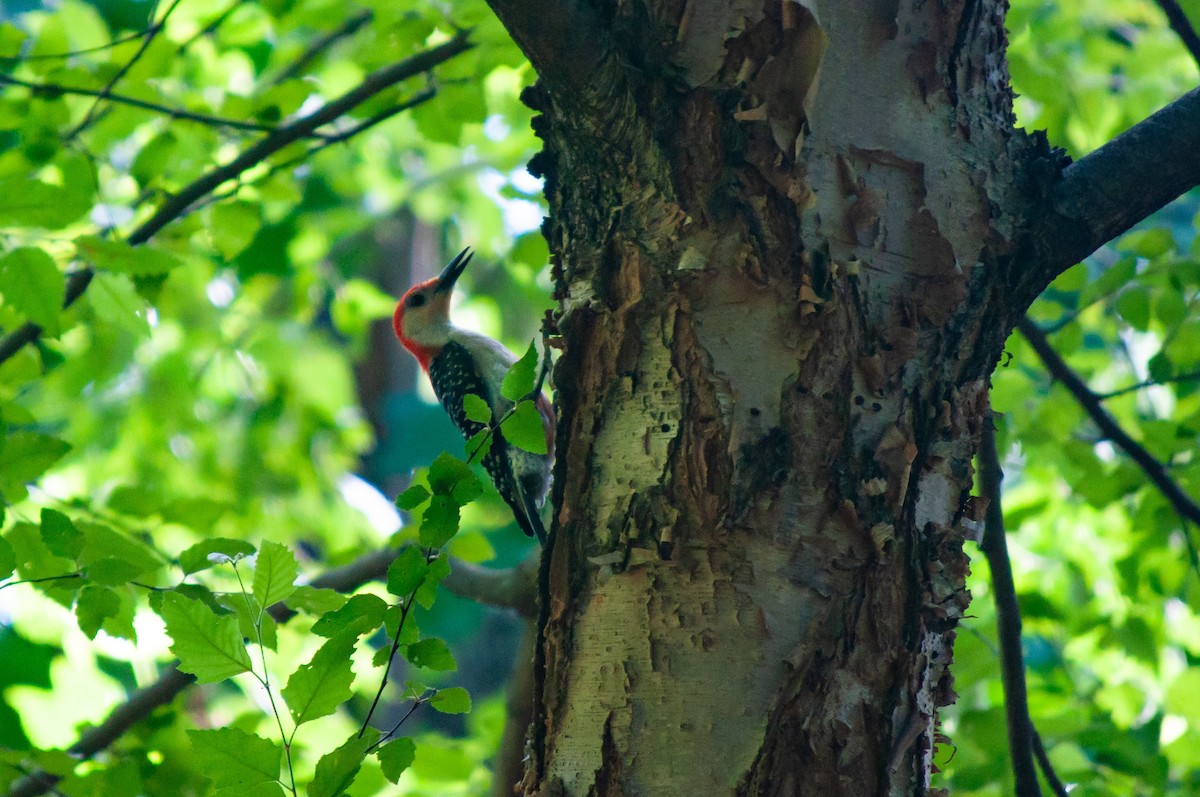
[231,563,298,797]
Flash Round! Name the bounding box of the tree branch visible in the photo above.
[483,0,608,99]
[1033,85,1200,285]
[270,9,375,86]
[0,73,283,134]
[5,543,533,797]
[1018,316,1200,569]
[979,409,1043,797]
[1155,0,1200,67]
[0,33,470,369]
[65,0,188,140]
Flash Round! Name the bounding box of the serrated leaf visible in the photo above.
[463,393,491,423]
[40,508,82,559]
[387,547,428,597]
[0,178,91,228]
[252,541,298,607]
[500,342,539,401]
[308,731,377,797]
[420,495,460,548]
[75,236,182,276]
[382,604,419,647]
[429,686,471,714]
[311,593,387,638]
[395,484,430,511]
[282,632,356,726]
[405,638,456,671]
[375,738,416,784]
[187,727,281,788]
[87,272,149,335]
[0,248,65,335]
[501,400,549,455]
[161,591,252,683]
[75,584,120,639]
[179,538,256,575]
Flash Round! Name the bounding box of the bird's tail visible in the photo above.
[515,482,548,545]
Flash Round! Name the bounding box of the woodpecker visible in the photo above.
[392,247,554,543]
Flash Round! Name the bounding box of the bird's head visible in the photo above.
[393,247,473,369]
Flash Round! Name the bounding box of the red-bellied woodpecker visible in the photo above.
[392,247,554,543]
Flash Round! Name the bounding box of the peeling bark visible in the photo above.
[481,0,1071,794]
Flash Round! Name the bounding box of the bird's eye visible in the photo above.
[408,293,427,308]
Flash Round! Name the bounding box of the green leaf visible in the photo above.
[210,201,262,260]
[75,584,120,639]
[281,632,356,726]
[375,738,416,784]
[311,593,388,638]
[1166,669,1200,725]
[395,484,430,511]
[387,547,428,597]
[76,521,160,579]
[500,342,539,401]
[179,538,256,574]
[40,508,82,560]
[463,393,492,423]
[427,453,483,506]
[1115,287,1150,331]
[405,638,456,671]
[420,495,460,548]
[75,236,183,276]
[501,400,549,455]
[131,131,178,187]
[307,731,377,797]
[0,248,65,335]
[465,428,493,461]
[429,686,471,714]
[87,272,150,335]
[0,535,15,580]
[161,591,253,683]
[414,554,450,610]
[0,432,70,499]
[0,178,91,229]
[285,586,347,616]
[252,541,298,608]
[187,727,281,788]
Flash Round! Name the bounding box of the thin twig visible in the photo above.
[1031,729,1070,797]
[5,541,525,797]
[1018,316,1200,573]
[66,0,187,140]
[0,33,472,370]
[358,564,425,738]
[1096,369,1200,399]
[1155,0,1200,67]
[270,9,375,86]
[0,74,283,134]
[174,3,242,55]
[0,31,152,62]
[979,408,1043,797]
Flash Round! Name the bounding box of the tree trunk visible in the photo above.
[494,1,1063,794]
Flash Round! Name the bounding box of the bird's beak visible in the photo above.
[434,247,473,294]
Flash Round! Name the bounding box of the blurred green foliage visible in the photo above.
[939,1,1200,794]
[0,0,545,792]
[0,0,1198,794]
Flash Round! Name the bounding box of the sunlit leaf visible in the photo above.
[252,540,298,608]
[188,728,281,789]
[282,632,356,726]
[161,592,253,683]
